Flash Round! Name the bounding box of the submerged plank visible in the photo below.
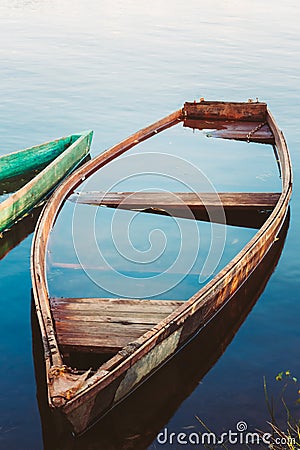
[69,191,280,228]
[51,297,184,354]
[69,191,280,208]
[184,119,274,144]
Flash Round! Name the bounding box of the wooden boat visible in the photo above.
[0,131,93,233]
[31,100,292,435]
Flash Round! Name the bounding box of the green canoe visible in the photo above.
[0,130,93,233]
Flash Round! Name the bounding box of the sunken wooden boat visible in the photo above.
[0,131,93,233]
[31,100,292,435]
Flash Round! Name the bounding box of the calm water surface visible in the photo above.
[0,1,299,449]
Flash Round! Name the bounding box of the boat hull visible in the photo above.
[30,101,292,435]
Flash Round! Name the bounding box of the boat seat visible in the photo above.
[68,191,281,229]
[50,297,184,354]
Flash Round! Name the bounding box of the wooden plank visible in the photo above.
[54,323,156,354]
[184,119,274,144]
[184,101,267,121]
[69,191,280,229]
[69,191,280,208]
[51,298,184,354]
[51,297,183,313]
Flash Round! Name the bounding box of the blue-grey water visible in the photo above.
[0,1,299,449]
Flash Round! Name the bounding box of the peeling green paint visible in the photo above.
[0,131,93,233]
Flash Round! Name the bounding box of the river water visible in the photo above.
[0,1,299,449]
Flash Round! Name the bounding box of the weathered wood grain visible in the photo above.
[184,101,267,121]
[51,297,183,354]
[69,191,280,209]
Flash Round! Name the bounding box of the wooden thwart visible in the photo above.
[69,191,280,228]
[70,191,280,209]
[51,297,184,354]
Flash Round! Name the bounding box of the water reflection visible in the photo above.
[0,205,42,260]
[0,168,45,254]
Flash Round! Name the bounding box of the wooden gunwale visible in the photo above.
[31,103,292,430]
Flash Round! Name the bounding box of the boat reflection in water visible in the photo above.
[0,168,45,260]
[32,210,290,450]
[0,206,44,260]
